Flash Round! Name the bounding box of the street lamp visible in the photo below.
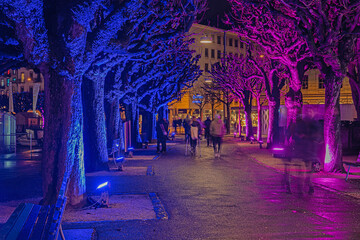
[200,35,212,43]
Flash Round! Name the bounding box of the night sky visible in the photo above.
[199,0,231,29]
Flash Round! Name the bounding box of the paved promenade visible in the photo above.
[1,136,360,239]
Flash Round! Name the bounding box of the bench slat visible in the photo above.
[29,205,51,240]
[17,204,41,240]
[38,205,55,240]
[6,203,34,240]
[47,198,67,240]
[0,203,26,239]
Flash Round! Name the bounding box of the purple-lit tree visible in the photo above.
[209,55,254,139]
[261,1,360,172]
[347,39,360,120]
[227,1,312,143]
[1,0,205,205]
[247,50,288,147]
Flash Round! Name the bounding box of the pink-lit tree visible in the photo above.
[261,0,360,172]
[347,39,360,120]
[209,55,258,140]
[227,0,312,144]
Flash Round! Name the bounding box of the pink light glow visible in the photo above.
[273,147,284,151]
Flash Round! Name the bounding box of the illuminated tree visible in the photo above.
[1,0,205,205]
[228,0,312,143]
[258,0,360,172]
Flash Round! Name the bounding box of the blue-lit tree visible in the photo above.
[1,0,205,205]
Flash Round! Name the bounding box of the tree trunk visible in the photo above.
[285,88,302,145]
[42,67,86,206]
[348,62,360,120]
[267,99,280,148]
[130,101,141,148]
[324,74,343,172]
[238,101,242,137]
[105,98,120,149]
[256,97,262,141]
[82,76,108,172]
[242,91,253,140]
[226,102,231,134]
[211,103,215,120]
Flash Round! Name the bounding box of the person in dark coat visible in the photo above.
[156,117,169,153]
[204,116,212,147]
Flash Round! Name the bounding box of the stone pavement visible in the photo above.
[1,136,360,239]
[238,139,360,201]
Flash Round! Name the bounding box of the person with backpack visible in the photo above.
[210,114,226,158]
[190,116,201,156]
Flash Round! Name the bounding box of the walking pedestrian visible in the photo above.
[190,116,201,156]
[156,117,169,153]
[210,114,226,158]
[183,115,191,143]
[204,116,212,147]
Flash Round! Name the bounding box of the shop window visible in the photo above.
[302,75,308,89]
[318,77,325,89]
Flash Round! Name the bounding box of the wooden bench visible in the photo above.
[0,177,68,240]
[343,153,360,181]
[250,137,263,149]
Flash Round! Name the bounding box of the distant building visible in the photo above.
[0,67,44,96]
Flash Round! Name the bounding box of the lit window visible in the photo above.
[229,38,233,46]
[235,40,238,48]
[319,77,325,89]
[21,73,25,82]
[1,79,4,87]
[13,70,16,74]
[217,36,221,45]
[205,48,209,58]
[13,78,16,82]
[217,50,221,59]
[211,49,215,58]
[205,63,209,72]
[7,79,10,86]
[302,75,308,89]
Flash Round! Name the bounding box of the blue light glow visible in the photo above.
[96,181,109,190]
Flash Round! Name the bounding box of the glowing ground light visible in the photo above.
[273,147,284,151]
[96,181,109,190]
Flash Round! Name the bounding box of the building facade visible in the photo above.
[0,67,44,95]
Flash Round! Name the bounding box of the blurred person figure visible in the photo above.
[204,116,212,147]
[156,117,169,153]
[292,116,321,194]
[210,114,226,158]
[183,115,191,143]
